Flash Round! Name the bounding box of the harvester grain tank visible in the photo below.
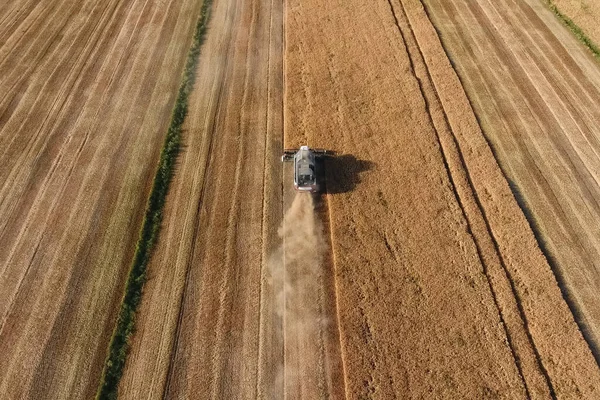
[281,145,331,193]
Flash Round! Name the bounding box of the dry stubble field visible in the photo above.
[0,0,203,398]
[425,0,600,357]
[2,0,600,398]
[119,0,285,396]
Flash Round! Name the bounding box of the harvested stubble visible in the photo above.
[0,0,205,398]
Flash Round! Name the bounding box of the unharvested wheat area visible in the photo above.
[2,0,600,398]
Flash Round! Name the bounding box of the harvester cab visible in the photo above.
[281,145,331,193]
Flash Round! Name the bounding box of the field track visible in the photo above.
[425,0,600,357]
[0,0,203,398]
[120,0,600,399]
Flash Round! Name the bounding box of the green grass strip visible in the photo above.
[95,1,212,398]
[546,0,600,59]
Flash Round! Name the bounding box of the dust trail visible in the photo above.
[267,192,329,399]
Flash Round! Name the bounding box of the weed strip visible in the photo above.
[546,0,600,59]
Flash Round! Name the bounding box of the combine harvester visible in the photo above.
[282,145,332,193]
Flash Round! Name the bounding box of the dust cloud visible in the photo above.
[267,192,329,397]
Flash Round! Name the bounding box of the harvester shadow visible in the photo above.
[321,154,374,194]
